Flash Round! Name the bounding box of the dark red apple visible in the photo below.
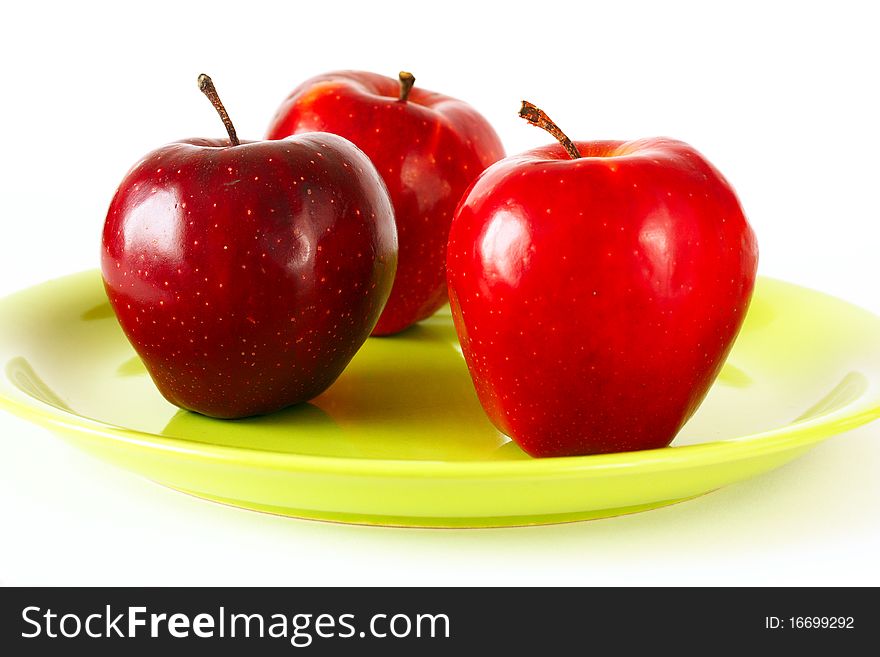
[447,101,758,457]
[266,70,505,335]
[102,75,397,418]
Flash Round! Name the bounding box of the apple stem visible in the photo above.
[519,101,581,160]
[197,74,241,147]
[398,71,416,102]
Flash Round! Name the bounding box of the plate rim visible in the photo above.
[1,270,879,479]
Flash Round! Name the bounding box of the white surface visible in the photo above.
[1,0,878,586]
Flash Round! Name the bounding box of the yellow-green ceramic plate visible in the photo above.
[1,271,879,527]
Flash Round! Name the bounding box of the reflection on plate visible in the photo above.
[1,271,879,527]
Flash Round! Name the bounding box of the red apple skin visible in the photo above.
[102,133,397,418]
[266,71,505,335]
[447,139,758,457]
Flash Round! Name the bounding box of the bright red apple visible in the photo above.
[266,70,505,335]
[447,101,758,457]
[102,75,397,418]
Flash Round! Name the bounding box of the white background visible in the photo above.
[1,0,878,585]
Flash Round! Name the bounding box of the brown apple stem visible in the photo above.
[519,100,581,159]
[398,71,416,102]
[197,73,241,146]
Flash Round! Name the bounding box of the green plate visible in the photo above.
[1,271,879,527]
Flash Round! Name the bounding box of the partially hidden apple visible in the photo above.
[447,101,758,457]
[266,70,505,335]
[102,75,397,418]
